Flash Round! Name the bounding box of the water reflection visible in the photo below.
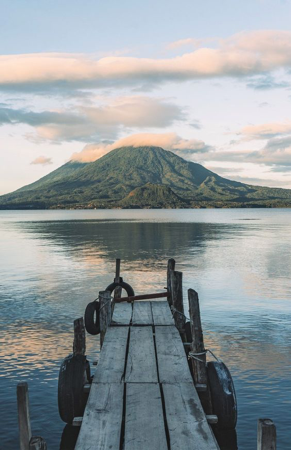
[0,210,291,449]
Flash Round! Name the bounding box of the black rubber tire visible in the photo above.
[106,279,134,297]
[60,425,80,450]
[84,301,100,335]
[207,361,237,430]
[58,354,90,424]
[184,321,192,343]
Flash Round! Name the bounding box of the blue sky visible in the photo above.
[1,0,291,193]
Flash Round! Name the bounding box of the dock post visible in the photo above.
[73,317,86,356]
[170,270,186,338]
[257,419,276,450]
[17,382,32,450]
[114,258,122,300]
[29,437,47,450]
[167,258,175,307]
[99,290,112,347]
[188,289,212,413]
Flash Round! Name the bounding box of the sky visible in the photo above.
[1,0,291,194]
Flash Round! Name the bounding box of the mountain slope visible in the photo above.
[1,146,291,208]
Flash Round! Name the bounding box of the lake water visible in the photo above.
[0,209,291,449]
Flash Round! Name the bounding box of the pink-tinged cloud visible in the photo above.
[1,31,291,91]
[70,132,209,163]
[30,156,53,165]
[241,121,291,139]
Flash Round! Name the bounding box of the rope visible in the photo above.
[170,306,192,323]
[188,349,221,363]
[170,307,221,363]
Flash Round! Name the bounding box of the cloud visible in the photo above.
[0,96,184,142]
[246,74,290,90]
[166,38,202,50]
[240,121,291,139]
[70,132,210,163]
[31,156,53,165]
[1,31,291,93]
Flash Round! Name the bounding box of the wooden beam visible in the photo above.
[170,270,186,337]
[99,290,112,347]
[114,292,168,303]
[155,326,192,384]
[113,259,122,301]
[17,382,32,450]
[188,289,207,386]
[111,302,132,325]
[75,383,124,450]
[162,383,219,450]
[167,258,175,307]
[151,301,174,326]
[257,419,276,450]
[188,289,212,414]
[124,383,168,450]
[73,317,86,356]
[132,301,153,325]
[93,327,129,384]
[29,437,47,450]
[125,327,158,383]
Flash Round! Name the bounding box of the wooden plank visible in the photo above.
[93,326,129,383]
[151,301,174,326]
[155,326,193,384]
[125,327,157,383]
[163,383,219,450]
[132,301,153,325]
[75,383,124,450]
[124,383,168,450]
[111,302,132,325]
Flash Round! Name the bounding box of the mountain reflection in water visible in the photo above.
[0,209,290,449]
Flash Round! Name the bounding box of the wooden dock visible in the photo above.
[16,259,278,450]
[75,300,219,450]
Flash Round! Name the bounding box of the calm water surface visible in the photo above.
[0,209,291,449]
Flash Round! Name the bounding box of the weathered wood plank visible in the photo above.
[151,301,174,326]
[111,302,132,325]
[155,326,193,384]
[125,327,158,383]
[132,301,153,325]
[124,383,168,450]
[93,327,129,384]
[75,383,124,450]
[163,383,219,450]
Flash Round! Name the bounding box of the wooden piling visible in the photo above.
[17,382,32,450]
[188,289,207,386]
[188,289,212,414]
[73,317,86,356]
[114,258,122,300]
[257,419,276,450]
[99,290,112,347]
[170,270,186,338]
[29,437,47,450]
[167,258,175,306]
